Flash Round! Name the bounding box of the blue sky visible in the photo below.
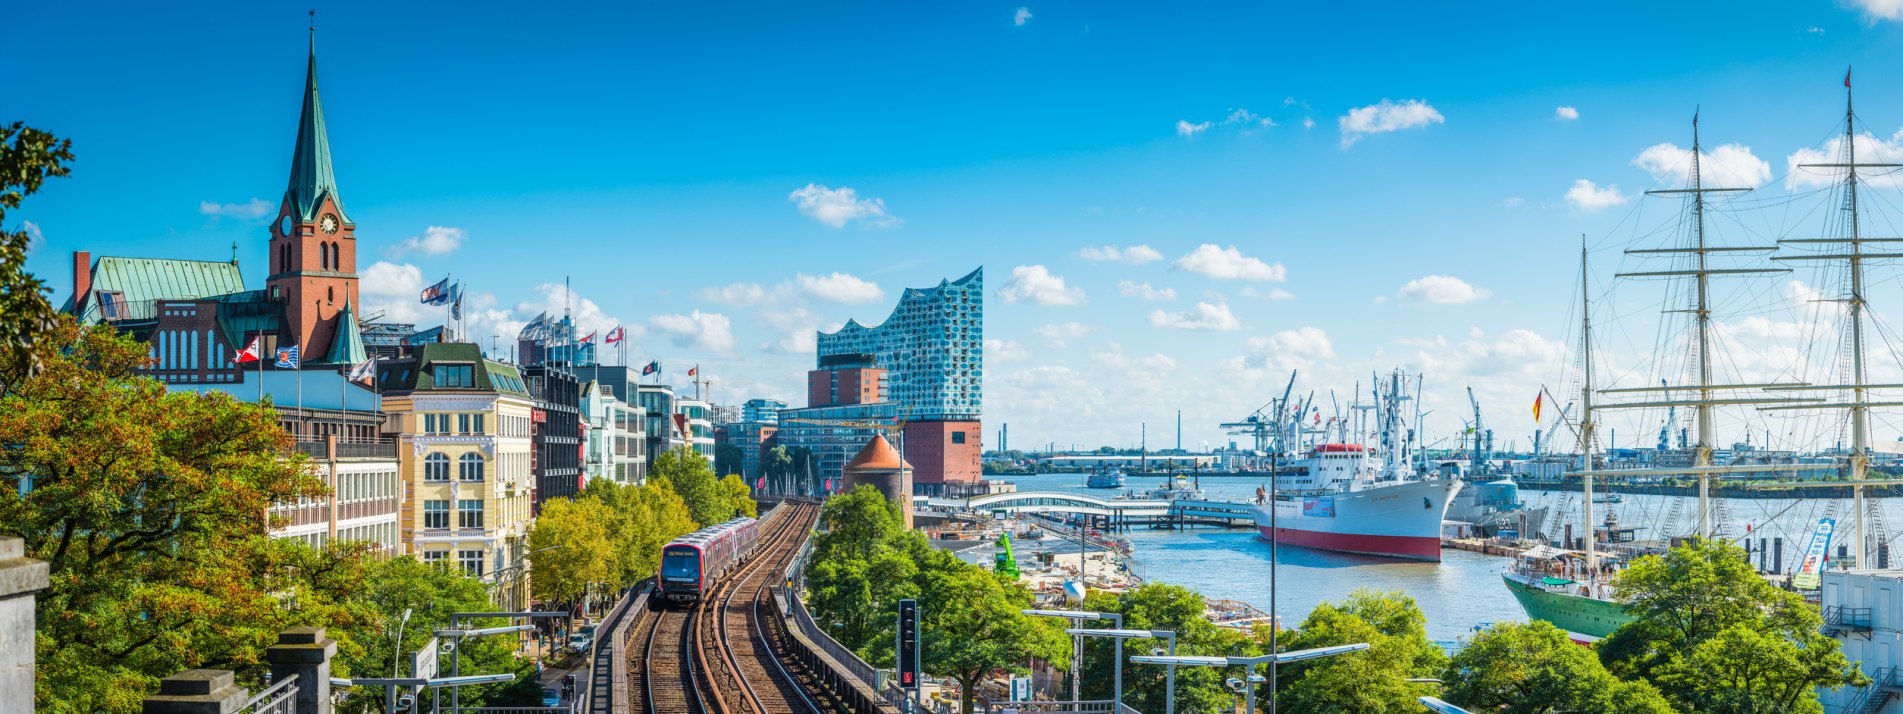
[15,1,1903,452]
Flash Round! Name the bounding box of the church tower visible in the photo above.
[267,31,359,363]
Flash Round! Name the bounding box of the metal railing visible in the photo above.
[238,674,299,714]
[290,440,398,460]
[982,701,1138,714]
[1825,605,1874,630]
[1848,666,1900,714]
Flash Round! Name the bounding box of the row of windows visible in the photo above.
[338,470,398,502]
[275,521,398,551]
[502,414,531,438]
[423,452,487,482]
[422,499,485,529]
[421,548,487,577]
[421,413,487,435]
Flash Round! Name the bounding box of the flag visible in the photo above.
[420,278,452,305]
[450,284,463,320]
[605,326,625,344]
[580,331,596,344]
[1846,67,1853,88]
[275,346,300,369]
[757,476,765,490]
[1532,393,1543,423]
[232,336,261,364]
[641,360,659,376]
[688,366,698,377]
[347,359,376,382]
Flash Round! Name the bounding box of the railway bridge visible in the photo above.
[932,491,1257,530]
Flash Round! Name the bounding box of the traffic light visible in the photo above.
[897,599,919,689]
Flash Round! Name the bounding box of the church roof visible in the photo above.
[319,298,367,365]
[285,36,346,223]
[69,256,246,323]
[846,434,910,472]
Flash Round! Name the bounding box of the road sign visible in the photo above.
[897,599,920,690]
[1009,676,1032,700]
[411,636,439,699]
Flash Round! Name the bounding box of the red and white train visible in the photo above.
[656,517,761,606]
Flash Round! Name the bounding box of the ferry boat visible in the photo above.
[1086,469,1125,489]
[1502,543,1637,642]
[1251,443,1462,561]
[1139,473,1205,501]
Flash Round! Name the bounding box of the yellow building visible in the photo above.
[377,343,537,610]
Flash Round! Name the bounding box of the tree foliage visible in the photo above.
[714,443,743,476]
[573,477,699,589]
[652,446,752,526]
[2,317,327,712]
[1078,583,1260,714]
[1443,620,1673,714]
[0,122,70,388]
[1602,538,1866,713]
[527,496,613,616]
[1273,589,1448,714]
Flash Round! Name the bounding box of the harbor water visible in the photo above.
[989,472,1903,641]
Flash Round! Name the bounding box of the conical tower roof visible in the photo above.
[845,434,910,472]
[320,298,367,365]
[285,34,346,222]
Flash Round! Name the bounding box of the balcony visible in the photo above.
[292,438,398,460]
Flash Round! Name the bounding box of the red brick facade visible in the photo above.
[903,420,981,490]
[266,192,358,362]
[807,366,886,407]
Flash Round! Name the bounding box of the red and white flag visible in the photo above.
[232,336,261,364]
[580,331,596,344]
[688,365,699,377]
[605,326,625,344]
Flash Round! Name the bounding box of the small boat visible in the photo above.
[1141,473,1205,501]
[1592,494,1624,504]
[1086,469,1126,489]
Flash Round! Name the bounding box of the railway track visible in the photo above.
[630,501,842,714]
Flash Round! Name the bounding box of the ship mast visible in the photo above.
[1766,72,1903,567]
[1607,111,1798,541]
[1580,238,1598,577]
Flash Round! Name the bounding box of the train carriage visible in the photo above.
[657,516,760,606]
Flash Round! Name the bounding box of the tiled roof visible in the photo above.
[375,342,530,396]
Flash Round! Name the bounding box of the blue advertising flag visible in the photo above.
[275,346,300,369]
[420,278,451,305]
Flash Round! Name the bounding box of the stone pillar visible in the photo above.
[1,536,50,714]
[142,670,248,714]
[264,627,337,714]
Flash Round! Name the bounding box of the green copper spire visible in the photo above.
[286,32,346,222]
[321,298,368,365]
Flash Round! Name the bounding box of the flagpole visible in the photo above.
[258,330,265,402]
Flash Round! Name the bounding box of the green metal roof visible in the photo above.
[319,298,368,365]
[75,256,246,323]
[286,37,346,223]
[376,343,529,396]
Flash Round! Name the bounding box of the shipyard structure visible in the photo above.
[776,268,984,497]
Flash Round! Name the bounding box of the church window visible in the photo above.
[320,242,330,270]
[331,243,341,270]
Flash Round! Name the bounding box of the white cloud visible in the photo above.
[1014,6,1032,25]
[1034,321,1093,347]
[199,198,273,221]
[795,272,884,304]
[650,310,735,356]
[1223,108,1276,128]
[359,262,428,323]
[999,265,1086,305]
[1079,244,1164,264]
[1503,197,1527,207]
[1118,280,1176,301]
[1338,99,1444,147]
[1633,142,1772,188]
[1808,25,1827,33]
[1397,275,1492,305]
[386,225,466,258]
[1242,286,1295,301]
[1149,302,1241,331]
[788,183,900,228]
[1302,117,1316,130]
[1849,0,1903,21]
[1093,342,1178,372]
[1176,120,1212,138]
[1564,179,1628,212]
[986,338,1030,363]
[1231,326,1336,376]
[700,282,771,306]
[1555,106,1580,121]
[21,220,44,253]
[1787,128,1903,189]
[1173,244,1286,282]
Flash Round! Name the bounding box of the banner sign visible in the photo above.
[1303,496,1336,518]
[1793,518,1836,590]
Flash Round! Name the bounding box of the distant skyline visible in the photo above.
[15,1,1903,453]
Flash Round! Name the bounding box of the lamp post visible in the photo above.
[441,612,567,714]
[1022,609,1123,706]
[1131,642,1371,714]
[1065,628,1175,714]
[1418,696,1474,714]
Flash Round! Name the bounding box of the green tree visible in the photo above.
[653,446,728,526]
[527,497,613,630]
[1443,620,1673,714]
[1,317,327,713]
[1274,589,1447,714]
[720,473,758,518]
[0,122,71,389]
[1602,538,1865,711]
[714,443,744,476]
[920,566,1070,714]
[1077,583,1259,714]
[762,445,795,491]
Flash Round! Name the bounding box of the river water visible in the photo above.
[983,472,1902,641]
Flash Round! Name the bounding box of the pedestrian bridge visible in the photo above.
[925,491,1258,529]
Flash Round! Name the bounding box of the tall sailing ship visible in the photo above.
[1507,77,1892,640]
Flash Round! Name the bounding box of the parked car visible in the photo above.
[567,633,593,654]
[541,688,562,707]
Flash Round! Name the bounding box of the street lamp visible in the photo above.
[1418,696,1473,714]
[1066,628,1176,714]
[1022,609,1123,707]
[1131,642,1371,714]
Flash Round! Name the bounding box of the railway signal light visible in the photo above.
[897,599,920,690]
